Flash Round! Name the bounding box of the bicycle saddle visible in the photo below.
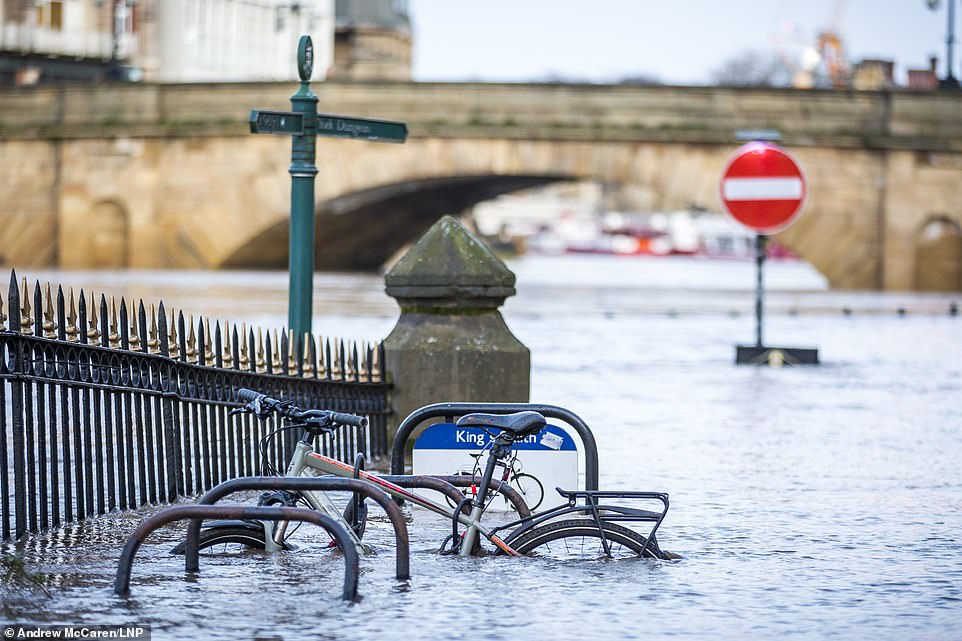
[456,411,546,438]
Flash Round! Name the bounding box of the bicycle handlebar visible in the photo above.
[236,388,264,404]
[328,411,369,428]
[236,388,369,428]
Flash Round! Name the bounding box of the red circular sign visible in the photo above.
[719,142,806,234]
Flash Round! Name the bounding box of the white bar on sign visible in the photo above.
[723,177,803,201]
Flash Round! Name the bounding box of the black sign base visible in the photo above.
[736,345,819,366]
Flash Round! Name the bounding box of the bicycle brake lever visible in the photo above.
[314,427,337,440]
[305,418,336,438]
[239,397,275,421]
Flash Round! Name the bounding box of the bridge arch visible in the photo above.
[222,173,572,270]
[218,138,728,272]
[60,198,130,269]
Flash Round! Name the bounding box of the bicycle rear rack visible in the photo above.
[183,476,410,580]
[114,505,360,601]
[561,489,669,557]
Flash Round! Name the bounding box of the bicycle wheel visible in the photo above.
[342,496,368,539]
[506,519,660,560]
[170,524,268,555]
[510,472,544,512]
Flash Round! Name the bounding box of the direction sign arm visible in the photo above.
[315,114,407,143]
[249,110,306,135]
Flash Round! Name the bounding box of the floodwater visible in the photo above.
[3,254,961,641]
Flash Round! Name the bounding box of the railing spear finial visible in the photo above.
[185,315,197,361]
[19,277,33,332]
[371,342,383,383]
[203,317,214,363]
[127,299,142,352]
[221,320,233,368]
[148,304,161,354]
[301,332,315,378]
[256,327,266,373]
[167,307,180,359]
[333,339,343,380]
[65,288,79,342]
[358,341,370,383]
[42,282,57,338]
[108,297,121,348]
[87,291,101,344]
[239,322,250,370]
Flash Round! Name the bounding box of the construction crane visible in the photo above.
[771,0,849,89]
[817,0,850,88]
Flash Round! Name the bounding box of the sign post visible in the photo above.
[249,35,407,343]
[720,140,819,366]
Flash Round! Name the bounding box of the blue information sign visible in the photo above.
[414,424,576,451]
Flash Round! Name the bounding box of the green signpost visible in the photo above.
[250,35,408,343]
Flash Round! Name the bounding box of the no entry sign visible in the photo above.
[720,142,806,234]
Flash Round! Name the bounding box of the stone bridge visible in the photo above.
[1,81,960,290]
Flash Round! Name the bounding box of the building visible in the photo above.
[0,0,129,84]
[330,0,411,81]
[145,0,334,82]
[0,0,334,85]
[851,58,895,91]
[907,57,939,91]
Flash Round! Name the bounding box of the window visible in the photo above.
[37,1,64,31]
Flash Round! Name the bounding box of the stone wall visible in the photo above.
[1,82,960,148]
[0,139,57,266]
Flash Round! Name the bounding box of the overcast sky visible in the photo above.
[408,0,948,85]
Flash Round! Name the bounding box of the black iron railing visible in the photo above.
[0,271,390,541]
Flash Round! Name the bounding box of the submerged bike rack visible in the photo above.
[114,505,360,601]
[183,476,410,581]
[391,403,601,491]
[435,476,531,518]
[380,475,532,518]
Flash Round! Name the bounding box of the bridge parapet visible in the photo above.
[1,82,960,151]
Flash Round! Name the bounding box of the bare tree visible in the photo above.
[617,73,662,86]
[711,50,794,87]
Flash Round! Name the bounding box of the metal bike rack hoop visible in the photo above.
[391,402,599,491]
[432,476,531,518]
[115,505,360,601]
[183,476,410,580]
[379,474,532,518]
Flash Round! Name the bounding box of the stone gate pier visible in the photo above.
[383,216,530,431]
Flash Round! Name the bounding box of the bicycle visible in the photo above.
[446,449,545,513]
[175,389,675,560]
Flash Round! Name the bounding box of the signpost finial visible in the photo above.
[297,35,314,82]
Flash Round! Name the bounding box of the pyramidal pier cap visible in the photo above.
[384,216,516,309]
